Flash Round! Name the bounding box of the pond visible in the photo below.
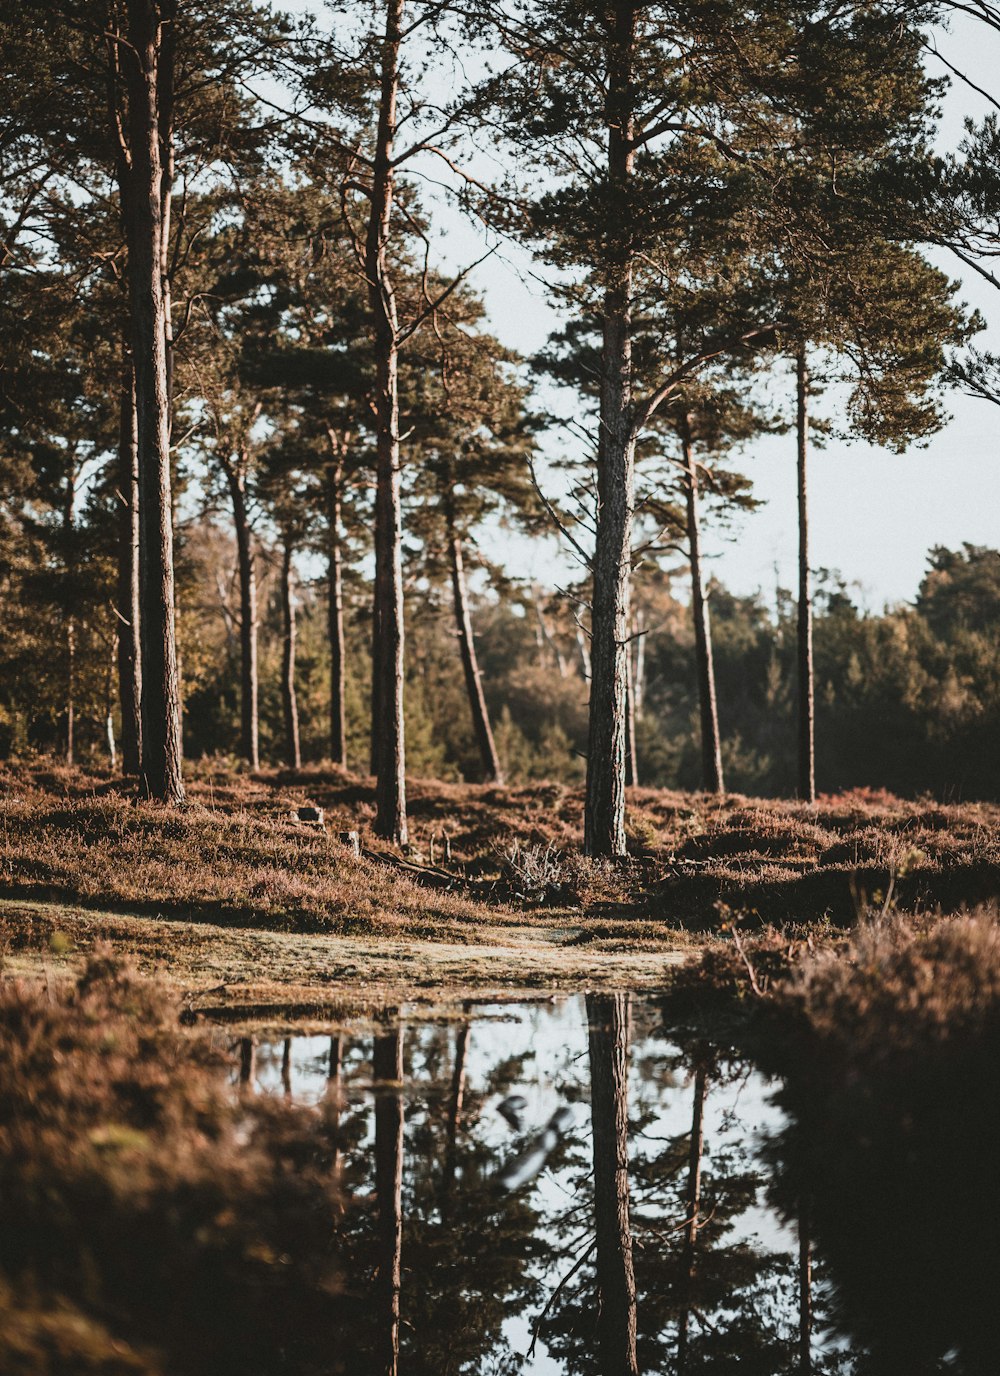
[227,992,994,1376]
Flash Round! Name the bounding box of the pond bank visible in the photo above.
[0,898,690,1030]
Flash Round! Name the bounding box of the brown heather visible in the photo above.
[0,951,347,1375]
[1,764,999,933]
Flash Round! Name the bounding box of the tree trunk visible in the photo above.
[585,2,637,858]
[374,1029,404,1376]
[121,0,184,804]
[449,526,504,784]
[681,415,725,795]
[325,451,347,768]
[796,345,816,803]
[365,0,407,844]
[226,463,259,771]
[624,644,638,787]
[632,608,646,717]
[587,992,638,1376]
[117,351,142,775]
[677,1062,708,1375]
[63,470,76,767]
[281,542,301,770]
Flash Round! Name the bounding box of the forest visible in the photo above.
[5,0,1000,858]
[9,6,1000,1375]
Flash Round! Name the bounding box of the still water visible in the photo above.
[230,995,992,1376]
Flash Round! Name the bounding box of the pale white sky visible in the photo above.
[286,3,1000,610]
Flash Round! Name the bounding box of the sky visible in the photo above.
[285,3,1000,611]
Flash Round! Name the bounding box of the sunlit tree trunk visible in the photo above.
[587,992,638,1376]
[624,644,638,787]
[281,542,301,770]
[585,1,637,858]
[448,521,503,783]
[117,349,142,775]
[325,447,347,768]
[63,468,76,766]
[225,461,259,771]
[120,0,184,804]
[796,345,816,803]
[681,414,724,795]
[677,1062,708,1374]
[374,1028,404,1376]
[365,0,408,844]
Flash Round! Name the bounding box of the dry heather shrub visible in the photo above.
[500,841,630,907]
[0,952,345,1376]
[785,912,1000,1052]
[0,794,485,936]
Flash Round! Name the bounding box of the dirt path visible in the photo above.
[0,898,690,1030]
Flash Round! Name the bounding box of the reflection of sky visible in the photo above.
[238,995,844,1373]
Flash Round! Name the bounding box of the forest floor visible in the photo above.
[1,759,999,1024]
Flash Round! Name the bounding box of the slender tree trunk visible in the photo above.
[585,2,637,858]
[681,415,725,795]
[448,524,503,783]
[325,450,347,768]
[587,992,639,1376]
[796,345,816,803]
[120,0,184,804]
[63,471,76,767]
[281,542,301,770]
[677,1062,708,1375]
[632,608,646,717]
[624,643,638,787]
[374,1029,404,1376]
[226,463,259,771]
[365,0,407,844]
[117,351,142,774]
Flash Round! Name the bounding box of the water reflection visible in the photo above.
[229,994,996,1374]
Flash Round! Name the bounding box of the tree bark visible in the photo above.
[448,525,504,784]
[325,449,347,768]
[117,351,143,775]
[796,345,816,803]
[374,1029,404,1376]
[280,541,301,770]
[63,468,76,767]
[365,0,408,844]
[225,462,259,771]
[681,414,725,795]
[677,1061,708,1375]
[624,642,638,787]
[585,2,637,858]
[120,0,184,804]
[587,992,639,1376]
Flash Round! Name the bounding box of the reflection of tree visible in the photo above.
[588,992,639,1376]
[677,1060,708,1375]
[373,1028,404,1376]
